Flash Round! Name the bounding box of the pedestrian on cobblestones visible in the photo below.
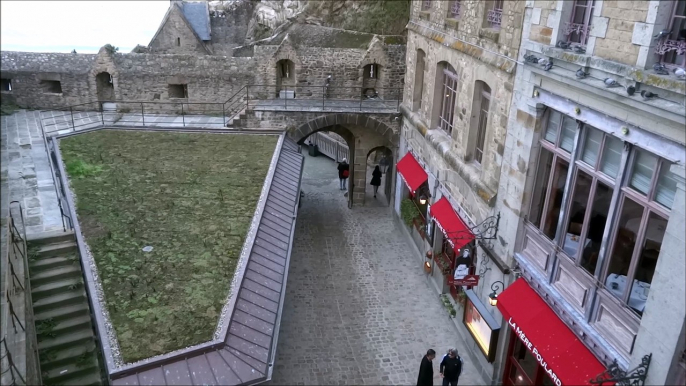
[439,348,462,386]
[417,349,436,386]
[338,158,349,190]
[370,165,382,198]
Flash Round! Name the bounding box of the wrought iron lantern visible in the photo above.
[488,280,504,306]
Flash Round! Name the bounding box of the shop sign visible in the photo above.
[508,317,563,386]
[449,274,479,287]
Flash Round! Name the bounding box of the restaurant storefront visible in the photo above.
[496,278,607,386]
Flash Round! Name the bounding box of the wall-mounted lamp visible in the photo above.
[424,260,432,273]
[574,107,581,114]
[621,126,630,135]
[417,186,432,205]
[533,90,539,97]
[488,280,504,306]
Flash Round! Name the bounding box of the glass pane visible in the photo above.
[606,196,644,301]
[560,116,577,152]
[580,181,612,276]
[542,159,569,239]
[513,339,537,382]
[530,148,554,228]
[629,213,667,315]
[562,170,593,259]
[509,364,532,386]
[600,135,623,178]
[629,150,657,196]
[581,127,602,167]
[654,162,678,209]
[544,110,561,144]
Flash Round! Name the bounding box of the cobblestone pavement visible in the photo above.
[268,150,486,386]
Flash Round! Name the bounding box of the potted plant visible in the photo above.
[400,198,421,226]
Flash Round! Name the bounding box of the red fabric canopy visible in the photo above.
[396,152,428,194]
[429,197,474,251]
[497,278,608,386]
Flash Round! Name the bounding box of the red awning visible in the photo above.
[429,197,474,251]
[497,278,607,386]
[396,152,428,194]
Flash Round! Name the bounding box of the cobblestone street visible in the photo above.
[269,149,486,386]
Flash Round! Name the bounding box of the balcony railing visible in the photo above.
[487,8,502,27]
[564,21,591,45]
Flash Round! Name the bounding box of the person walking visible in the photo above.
[417,349,436,386]
[439,348,463,386]
[337,158,349,190]
[379,154,389,174]
[370,165,382,198]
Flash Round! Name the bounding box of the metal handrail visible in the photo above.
[38,119,71,231]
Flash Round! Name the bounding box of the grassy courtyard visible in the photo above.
[60,130,278,362]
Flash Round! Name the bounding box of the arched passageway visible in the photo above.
[364,146,393,207]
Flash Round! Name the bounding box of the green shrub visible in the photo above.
[400,198,420,226]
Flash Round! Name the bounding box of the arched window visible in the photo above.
[363,64,379,80]
[433,62,458,135]
[412,49,426,112]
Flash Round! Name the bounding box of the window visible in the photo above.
[565,0,595,46]
[363,64,379,80]
[657,1,686,66]
[168,84,188,98]
[474,82,491,164]
[277,59,294,79]
[40,80,62,94]
[1,78,11,92]
[448,0,461,19]
[525,107,679,318]
[422,0,432,11]
[176,37,181,46]
[413,50,426,112]
[435,63,459,135]
[486,0,503,28]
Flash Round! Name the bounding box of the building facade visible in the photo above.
[397,0,685,385]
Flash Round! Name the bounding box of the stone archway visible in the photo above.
[276,59,296,97]
[95,72,115,101]
[288,113,399,207]
[365,145,393,206]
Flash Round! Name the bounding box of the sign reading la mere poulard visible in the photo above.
[448,274,480,287]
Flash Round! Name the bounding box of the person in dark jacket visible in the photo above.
[337,158,350,190]
[417,349,436,386]
[370,165,382,198]
[439,348,462,386]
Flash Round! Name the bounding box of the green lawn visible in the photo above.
[60,130,278,362]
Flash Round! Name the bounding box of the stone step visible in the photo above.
[38,315,93,338]
[35,302,89,323]
[27,230,75,247]
[32,277,83,300]
[43,358,99,385]
[30,255,77,273]
[34,291,86,313]
[30,264,82,286]
[36,240,77,258]
[58,371,102,386]
[38,329,94,352]
[39,340,96,370]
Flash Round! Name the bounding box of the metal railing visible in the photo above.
[38,84,402,135]
[307,132,349,162]
[1,203,41,386]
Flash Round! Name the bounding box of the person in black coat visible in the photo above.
[370,165,382,198]
[439,349,462,386]
[337,158,349,190]
[417,349,436,386]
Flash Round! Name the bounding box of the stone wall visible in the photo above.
[209,1,256,55]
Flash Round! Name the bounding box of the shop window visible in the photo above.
[433,62,458,135]
[564,0,595,46]
[412,49,426,112]
[1,78,11,92]
[485,0,503,29]
[657,1,686,67]
[168,84,188,98]
[40,80,62,94]
[448,0,461,19]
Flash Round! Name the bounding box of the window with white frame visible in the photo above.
[565,0,595,46]
[526,108,678,317]
[448,0,461,19]
[657,0,686,67]
[474,82,491,164]
[436,63,459,135]
[486,0,503,28]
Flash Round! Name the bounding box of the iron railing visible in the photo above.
[38,85,402,136]
[1,203,41,386]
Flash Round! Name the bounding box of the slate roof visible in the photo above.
[110,136,304,386]
[182,2,211,41]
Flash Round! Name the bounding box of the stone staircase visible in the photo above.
[225,108,247,128]
[27,231,103,386]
